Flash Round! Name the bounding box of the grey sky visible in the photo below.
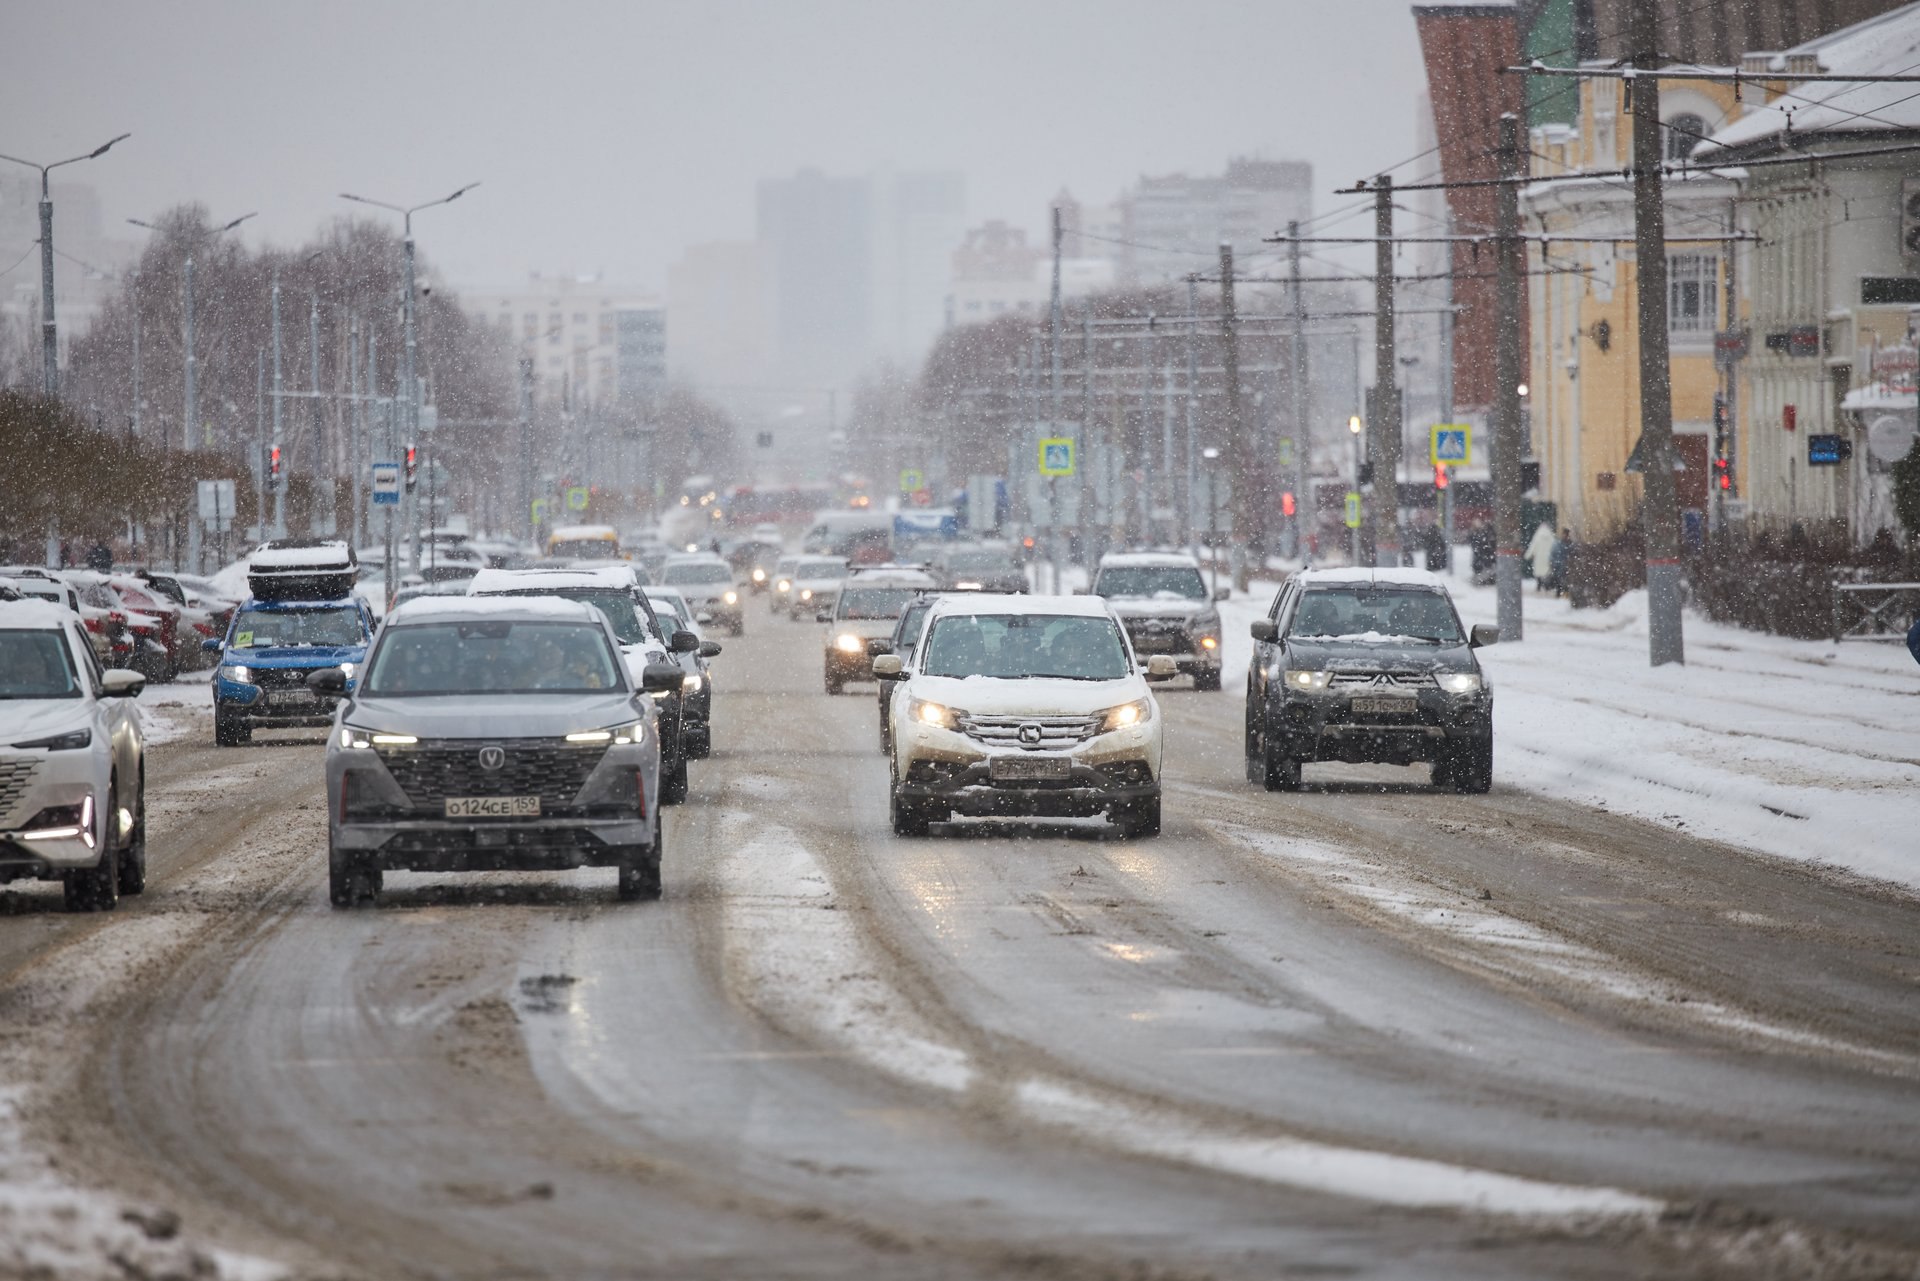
[4,0,1428,291]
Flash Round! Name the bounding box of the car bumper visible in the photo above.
[216,674,353,725]
[825,649,878,681]
[331,815,653,868]
[1267,693,1491,765]
[893,720,1160,816]
[0,766,108,876]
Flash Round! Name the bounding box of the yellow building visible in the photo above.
[1524,73,1745,539]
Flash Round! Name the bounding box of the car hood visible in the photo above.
[226,644,366,669]
[907,673,1148,717]
[342,692,648,740]
[0,700,95,744]
[1282,638,1477,674]
[830,618,899,639]
[1105,597,1213,620]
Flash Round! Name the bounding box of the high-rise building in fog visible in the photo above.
[1120,158,1314,284]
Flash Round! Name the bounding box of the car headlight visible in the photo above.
[723,590,739,605]
[682,672,704,692]
[909,697,960,729]
[954,580,983,590]
[776,579,791,592]
[1198,636,1219,651]
[12,727,91,751]
[800,588,813,601]
[1100,698,1152,732]
[1436,672,1483,695]
[1285,670,1332,692]
[219,664,252,683]
[567,720,647,745]
[339,661,356,679]
[834,633,865,654]
[338,725,416,749]
[752,568,766,582]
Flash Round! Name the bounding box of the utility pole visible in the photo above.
[182,256,196,452]
[1287,220,1308,560]
[1184,274,1200,559]
[1081,311,1096,538]
[519,356,535,545]
[1048,204,1065,591]
[1139,312,1156,539]
[254,350,268,537]
[309,284,324,533]
[349,314,364,547]
[130,270,141,438]
[1494,115,1527,641]
[1440,210,1457,572]
[1371,176,1403,569]
[270,264,285,537]
[1220,242,1250,587]
[1631,0,1686,666]
[402,232,421,572]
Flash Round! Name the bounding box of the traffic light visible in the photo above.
[1713,455,1732,491]
[1433,464,1450,490]
[268,445,282,491]
[404,445,418,492]
[1280,491,1297,518]
[1357,462,1374,486]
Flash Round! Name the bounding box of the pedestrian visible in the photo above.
[1548,527,1571,597]
[1526,520,1558,592]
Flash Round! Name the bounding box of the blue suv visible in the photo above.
[207,543,374,746]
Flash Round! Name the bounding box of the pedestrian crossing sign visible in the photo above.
[1431,424,1471,467]
[1039,438,1075,477]
[898,468,924,492]
[1343,491,1363,529]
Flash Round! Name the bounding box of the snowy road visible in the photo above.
[4,615,1920,1280]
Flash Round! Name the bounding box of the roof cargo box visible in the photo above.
[247,540,358,601]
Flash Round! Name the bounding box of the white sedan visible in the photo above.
[875,594,1174,839]
[0,599,148,910]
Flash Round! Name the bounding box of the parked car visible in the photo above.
[875,594,1175,838]
[0,598,148,911]
[1,571,115,666]
[318,595,682,905]
[1244,567,1498,792]
[1088,552,1228,691]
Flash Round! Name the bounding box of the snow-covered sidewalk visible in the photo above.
[1214,571,1920,894]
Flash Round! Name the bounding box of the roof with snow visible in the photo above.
[1295,567,1455,591]
[249,541,356,571]
[1098,552,1204,568]
[925,592,1117,621]
[1704,6,1920,154]
[0,598,81,628]
[383,596,604,626]
[469,566,639,594]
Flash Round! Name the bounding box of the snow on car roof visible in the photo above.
[1098,552,1203,569]
[248,541,355,570]
[0,598,80,628]
[1296,567,1451,590]
[384,595,603,625]
[926,592,1116,620]
[469,566,636,594]
[549,524,618,540]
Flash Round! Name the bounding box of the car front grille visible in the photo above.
[375,740,603,809]
[959,714,1103,750]
[253,666,320,690]
[0,757,39,826]
[1122,617,1193,650]
[1329,671,1434,690]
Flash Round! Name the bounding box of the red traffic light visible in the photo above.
[1433,464,1449,490]
[404,445,419,492]
[1280,491,1297,517]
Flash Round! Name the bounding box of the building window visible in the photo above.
[1664,113,1707,162]
[1668,254,1717,333]
[572,312,587,325]
[523,312,538,339]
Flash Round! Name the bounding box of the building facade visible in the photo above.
[475,273,665,411]
[1119,158,1312,286]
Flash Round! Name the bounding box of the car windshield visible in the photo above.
[945,551,1017,573]
[479,588,648,646]
[796,559,844,579]
[921,613,1131,681]
[839,587,919,620]
[662,563,731,586]
[551,539,620,560]
[0,630,80,699]
[1290,588,1463,644]
[229,605,365,649]
[363,621,623,696]
[1095,566,1207,600]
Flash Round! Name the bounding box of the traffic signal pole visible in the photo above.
[1493,116,1526,642]
[1370,175,1402,569]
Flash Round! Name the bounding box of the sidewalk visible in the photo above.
[1216,571,1920,894]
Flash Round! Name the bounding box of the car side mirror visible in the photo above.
[697,640,723,658]
[101,669,145,698]
[1250,620,1278,642]
[669,631,701,653]
[1144,655,1179,680]
[866,639,893,657]
[871,654,904,678]
[815,611,832,623]
[200,637,222,653]
[640,662,685,694]
[306,667,348,695]
[1470,623,1500,649]
[1214,586,1231,602]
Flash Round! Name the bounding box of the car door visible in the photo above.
[1249,583,1294,707]
[70,622,132,814]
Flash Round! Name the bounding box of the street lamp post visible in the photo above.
[129,211,256,453]
[1201,445,1222,599]
[0,133,130,397]
[339,183,480,574]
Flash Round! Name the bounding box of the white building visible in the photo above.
[473,273,665,410]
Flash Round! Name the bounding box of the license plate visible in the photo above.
[268,689,313,705]
[991,755,1071,781]
[445,796,541,818]
[1352,696,1416,716]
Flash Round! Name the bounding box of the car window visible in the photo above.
[69,624,103,694]
[921,613,1130,681]
[363,621,623,696]
[479,588,649,646]
[662,563,732,586]
[0,629,83,699]
[1289,588,1462,644]
[230,605,367,648]
[838,587,919,620]
[1093,566,1207,600]
[798,559,844,577]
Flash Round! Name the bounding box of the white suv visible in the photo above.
[875,594,1174,838]
[0,599,148,911]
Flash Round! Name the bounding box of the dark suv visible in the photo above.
[1244,568,1497,792]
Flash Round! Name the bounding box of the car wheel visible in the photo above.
[1262,742,1302,792]
[618,810,665,901]
[214,708,250,747]
[685,729,712,761]
[63,832,120,913]
[1193,668,1222,692]
[117,768,147,897]
[889,785,931,838]
[1444,734,1493,795]
[659,755,690,806]
[1115,794,1161,838]
[328,848,380,908]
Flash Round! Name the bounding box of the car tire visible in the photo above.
[1442,734,1493,794]
[1262,741,1302,792]
[214,708,250,747]
[63,833,119,913]
[889,785,931,838]
[1193,668,1222,692]
[328,848,380,908]
[685,729,712,761]
[659,755,690,806]
[1116,794,1162,839]
[617,811,664,901]
[117,769,147,897]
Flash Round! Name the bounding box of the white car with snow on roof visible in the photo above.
[874,593,1175,838]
